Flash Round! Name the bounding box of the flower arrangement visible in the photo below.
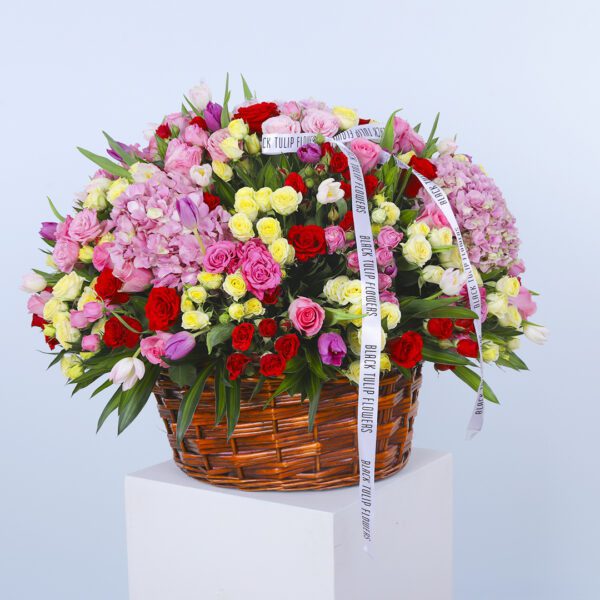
[23,76,547,442]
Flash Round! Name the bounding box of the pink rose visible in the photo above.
[349,138,381,174]
[53,238,79,273]
[301,109,340,137]
[81,334,100,352]
[92,242,114,272]
[206,128,231,162]
[202,241,241,273]
[140,332,171,368]
[376,247,394,268]
[380,291,399,304]
[27,291,51,317]
[262,115,302,134]
[508,260,526,277]
[240,239,282,300]
[393,117,425,154]
[378,272,393,291]
[346,251,360,272]
[278,101,302,120]
[114,265,153,292]
[164,111,189,131]
[289,296,325,337]
[164,138,201,174]
[324,225,346,253]
[68,209,103,243]
[183,124,209,147]
[416,202,450,229]
[70,310,88,329]
[377,226,403,249]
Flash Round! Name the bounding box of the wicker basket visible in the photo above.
[154,365,422,491]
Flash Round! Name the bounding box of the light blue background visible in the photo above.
[1,1,599,598]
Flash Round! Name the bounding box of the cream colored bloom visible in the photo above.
[223,272,247,300]
[129,162,159,183]
[381,202,400,226]
[189,163,212,187]
[83,187,108,211]
[180,292,195,312]
[78,246,94,263]
[244,298,265,317]
[197,272,223,290]
[228,212,254,241]
[53,272,84,301]
[347,328,361,355]
[486,292,509,318]
[482,341,500,363]
[402,235,432,267]
[182,310,210,331]
[381,302,401,330]
[256,217,282,244]
[269,238,295,265]
[371,208,387,224]
[523,324,549,345]
[244,133,261,155]
[380,353,392,373]
[397,150,416,165]
[346,360,361,383]
[228,303,245,321]
[342,279,363,305]
[496,276,521,297]
[227,118,249,140]
[187,286,208,304]
[439,246,462,269]
[407,221,430,237]
[107,177,129,204]
[61,354,84,380]
[421,265,444,284]
[316,178,344,204]
[324,275,350,305]
[348,302,364,327]
[53,313,81,349]
[498,305,522,329]
[213,161,233,182]
[43,297,68,322]
[255,187,273,212]
[332,106,359,130]
[428,227,453,248]
[271,186,302,215]
[234,187,259,221]
[220,136,243,160]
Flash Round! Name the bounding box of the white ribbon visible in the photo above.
[262,132,381,554]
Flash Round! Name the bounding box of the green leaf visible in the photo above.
[154,135,168,161]
[96,387,123,432]
[226,378,241,439]
[381,109,402,151]
[102,131,138,166]
[399,209,419,227]
[91,379,113,398]
[206,322,234,354]
[496,350,529,371]
[221,73,231,128]
[324,307,364,326]
[305,347,330,380]
[77,147,132,181]
[47,196,65,222]
[264,370,305,407]
[427,306,478,320]
[117,365,161,434]
[47,350,66,370]
[451,366,499,404]
[307,371,323,431]
[232,162,256,188]
[169,363,197,388]
[183,94,203,117]
[422,345,476,367]
[215,362,228,425]
[212,177,236,209]
[176,363,214,447]
[249,375,266,402]
[241,74,253,101]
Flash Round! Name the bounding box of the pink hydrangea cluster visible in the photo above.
[425,155,521,273]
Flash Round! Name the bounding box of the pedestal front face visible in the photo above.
[125,449,452,600]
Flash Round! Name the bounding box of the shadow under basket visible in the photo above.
[154,365,422,491]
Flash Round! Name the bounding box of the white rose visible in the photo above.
[496,276,521,297]
[323,276,350,304]
[402,235,432,267]
[316,178,344,204]
[487,292,509,318]
[439,246,462,269]
[428,227,453,249]
[407,222,430,237]
[189,164,213,187]
[52,272,84,301]
[188,82,212,111]
[381,302,401,330]
[437,138,458,156]
[21,272,47,293]
[439,268,468,296]
[371,208,387,224]
[523,324,549,345]
[421,265,444,284]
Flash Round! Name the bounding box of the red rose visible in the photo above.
[329,152,348,173]
[145,287,180,331]
[258,318,277,338]
[203,193,221,211]
[455,319,475,333]
[233,102,279,134]
[341,168,351,181]
[457,339,479,358]
[226,353,251,380]
[232,322,255,351]
[427,318,454,340]
[155,123,171,139]
[364,174,380,197]
[274,333,300,360]
[95,269,129,304]
[388,331,424,369]
[284,172,307,195]
[340,181,352,200]
[288,225,326,262]
[104,316,142,349]
[435,364,456,372]
[189,115,207,129]
[405,156,438,197]
[259,353,287,377]
[339,211,354,231]
[262,286,282,305]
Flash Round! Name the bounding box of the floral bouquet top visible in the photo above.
[23,77,547,440]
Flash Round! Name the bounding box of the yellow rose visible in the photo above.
[255,187,273,212]
[271,186,302,216]
[332,106,359,131]
[234,187,259,221]
[407,222,431,237]
[43,324,56,338]
[53,313,81,349]
[498,305,522,329]
[83,187,108,211]
[78,246,94,263]
[496,276,521,297]
[346,360,361,383]
[381,301,401,330]
[43,297,67,321]
[421,265,444,284]
[99,232,115,244]
[180,292,195,312]
[213,161,233,182]
[428,227,453,248]
[244,133,261,155]
[187,286,208,304]
[486,292,509,318]
[223,272,247,300]
[402,235,432,267]
[228,212,254,241]
[348,302,364,327]
[60,354,84,380]
[256,217,282,244]
[107,177,129,204]
[381,201,400,225]
[220,136,244,160]
[380,353,392,373]
[228,303,245,321]
[182,310,210,331]
[197,272,223,290]
[482,341,500,363]
[371,208,387,224]
[324,275,350,305]
[244,298,265,317]
[269,238,294,265]
[53,272,84,301]
[347,328,361,355]
[342,280,362,305]
[227,118,249,140]
[397,150,416,165]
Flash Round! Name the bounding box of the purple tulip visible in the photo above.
[204,102,223,132]
[39,221,58,241]
[176,196,200,229]
[297,142,322,164]
[164,331,196,360]
[317,332,347,367]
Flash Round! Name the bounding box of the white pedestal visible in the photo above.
[125,448,452,600]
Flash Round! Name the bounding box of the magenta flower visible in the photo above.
[289,297,325,337]
[204,102,223,132]
[317,332,347,367]
[39,221,58,241]
[297,143,322,163]
[239,239,282,301]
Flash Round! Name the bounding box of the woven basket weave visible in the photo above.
[154,365,422,491]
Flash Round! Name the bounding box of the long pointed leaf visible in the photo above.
[226,378,241,440]
[240,74,253,101]
[96,387,123,432]
[77,147,132,181]
[117,366,160,434]
[381,109,402,151]
[176,363,214,447]
[47,196,65,222]
[451,366,499,404]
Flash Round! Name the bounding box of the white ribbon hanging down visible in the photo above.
[331,125,485,438]
[262,132,381,554]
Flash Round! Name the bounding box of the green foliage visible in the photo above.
[102,131,139,166]
[47,196,65,222]
[176,363,214,446]
[117,365,161,434]
[381,109,402,151]
[206,322,234,354]
[451,366,499,404]
[221,73,231,127]
[77,146,132,181]
[169,363,197,388]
